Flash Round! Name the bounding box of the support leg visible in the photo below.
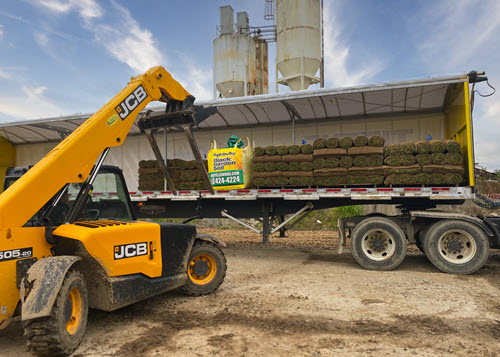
[278,216,287,237]
[262,201,271,243]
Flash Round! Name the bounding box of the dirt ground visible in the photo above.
[1,229,499,356]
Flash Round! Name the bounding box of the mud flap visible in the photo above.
[196,233,226,247]
[20,256,81,321]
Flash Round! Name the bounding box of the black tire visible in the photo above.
[423,220,490,274]
[180,240,227,296]
[24,270,88,357]
[350,217,407,271]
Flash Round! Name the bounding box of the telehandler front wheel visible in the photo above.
[24,270,88,357]
[181,240,227,296]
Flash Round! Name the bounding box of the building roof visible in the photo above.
[0,73,468,144]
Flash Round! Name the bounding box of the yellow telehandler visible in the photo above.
[0,66,226,356]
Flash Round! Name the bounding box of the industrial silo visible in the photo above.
[214,7,257,98]
[276,0,321,91]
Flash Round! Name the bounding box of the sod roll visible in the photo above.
[339,137,354,149]
[384,144,400,157]
[301,144,314,154]
[276,145,289,155]
[325,157,340,168]
[265,162,277,172]
[282,171,313,178]
[348,147,384,156]
[401,155,416,166]
[253,147,266,157]
[444,140,461,153]
[265,146,277,156]
[430,173,445,185]
[288,162,301,171]
[348,167,384,176]
[253,155,283,163]
[313,138,326,149]
[300,162,314,171]
[353,135,368,147]
[313,158,326,169]
[430,140,445,153]
[444,173,463,185]
[288,145,301,155]
[253,163,265,172]
[384,155,402,167]
[415,141,431,154]
[415,154,432,165]
[384,175,403,186]
[253,171,283,178]
[302,177,315,186]
[400,174,417,185]
[327,176,344,186]
[314,177,328,186]
[313,168,348,177]
[187,161,197,169]
[276,162,289,171]
[253,178,265,187]
[367,155,384,167]
[179,161,188,170]
[352,176,368,184]
[399,142,415,155]
[264,177,278,187]
[339,156,354,168]
[353,156,369,167]
[431,153,445,165]
[368,136,385,147]
[313,148,347,157]
[288,177,301,186]
[416,173,432,185]
[445,153,463,165]
[421,165,463,175]
[276,176,289,186]
[368,175,384,185]
[281,154,314,162]
[326,137,339,148]
[383,164,421,176]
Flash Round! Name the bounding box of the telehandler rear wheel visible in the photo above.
[180,240,227,296]
[24,270,88,357]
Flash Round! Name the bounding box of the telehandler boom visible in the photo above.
[0,66,226,356]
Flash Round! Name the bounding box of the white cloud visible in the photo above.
[0,25,4,40]
[0,85,67,119]
[92,1,165,73]
[415,0,500,69]
[323,1,381,87]
[170,51,213,100]
[32,0,103,22]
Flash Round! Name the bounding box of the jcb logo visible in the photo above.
[115,85,148,120]
[114,242,148,260]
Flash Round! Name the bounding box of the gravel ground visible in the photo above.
[1,229,499,356]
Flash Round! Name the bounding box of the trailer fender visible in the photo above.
[410,211,495,237]
[20,256,81,321]
[196,233,226,247]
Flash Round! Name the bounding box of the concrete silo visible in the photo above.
[276,0,321,91]
[213,6,268,98]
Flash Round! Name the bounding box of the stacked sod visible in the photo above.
[138,159,208,191]
[313,135,385,186]
[252,144,314,187]
[383,140,464,186]
[138,160,164,191]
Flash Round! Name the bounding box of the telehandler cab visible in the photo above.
[0,66,227,356]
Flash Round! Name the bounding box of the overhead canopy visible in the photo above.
[0,73,468,144]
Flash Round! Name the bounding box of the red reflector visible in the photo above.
[326,189,341,192]
[92,192,103,196]
[160,191,172,194]
[432,187,450,191]
[237,190,250,193]
[179,191,191,194]
[280,189,294,192]
[110,192,118,195]
[377,188,393,192]
[351,188,367,192]
[128,192,137,195]
[217,190,229,193]
[199,190,210,193]
[302,189,317,192]
[142,191,154,194]
[404,188,421,191]
[258,189,272,193]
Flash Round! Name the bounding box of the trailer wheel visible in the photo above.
[24,269,88,357]
[423,220,490,274]
[350,217,407,271]
[180,240,227,296]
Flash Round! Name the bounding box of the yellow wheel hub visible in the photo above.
[65,287,83,335]
[188,254,217,285]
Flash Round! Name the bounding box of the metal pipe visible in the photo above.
[320,0,324,88]
[270,202,313,234]
[88,147,110,185]
[221,210,261,234]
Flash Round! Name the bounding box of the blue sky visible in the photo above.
[0,0,499,169]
